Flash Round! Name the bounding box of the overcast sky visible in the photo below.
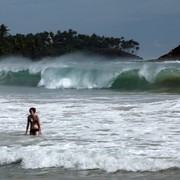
[0,0,180,59]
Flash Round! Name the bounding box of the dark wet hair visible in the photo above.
[29,107,36,113]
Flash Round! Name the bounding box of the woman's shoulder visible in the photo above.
[28,115,32,119]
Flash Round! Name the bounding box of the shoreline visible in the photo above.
[1,166,180,180]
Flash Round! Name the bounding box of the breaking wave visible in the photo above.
[1,145,180,172]
[0,54,180,92]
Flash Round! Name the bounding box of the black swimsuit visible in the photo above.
[29,116,39,135]
[30,129,39,135]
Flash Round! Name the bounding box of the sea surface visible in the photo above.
[0,54,180,179]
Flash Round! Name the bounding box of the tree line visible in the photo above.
[0,24,140,60]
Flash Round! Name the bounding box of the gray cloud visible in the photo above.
[0,0,180,59]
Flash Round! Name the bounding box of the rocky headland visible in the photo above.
[158,45,180,61]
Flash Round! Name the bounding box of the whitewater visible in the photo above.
[0,53,180,91]
[0,54,180,179]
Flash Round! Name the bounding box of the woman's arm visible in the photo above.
[37,116,42,134]
[25,118,30,134]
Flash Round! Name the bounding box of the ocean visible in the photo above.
[0,53,180,180]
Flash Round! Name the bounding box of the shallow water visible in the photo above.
[0,85,180,179]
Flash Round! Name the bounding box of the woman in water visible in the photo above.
[25,107,41,135]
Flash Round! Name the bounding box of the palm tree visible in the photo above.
[0,24,9,39]
[0,24,10,55]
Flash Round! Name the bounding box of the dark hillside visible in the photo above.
[158,45,180,60]
[0,24,141,60]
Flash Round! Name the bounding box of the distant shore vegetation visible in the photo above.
[0,24,141,60]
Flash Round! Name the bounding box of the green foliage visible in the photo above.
[0,24,140,60]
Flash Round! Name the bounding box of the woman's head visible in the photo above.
[29,107,36,114]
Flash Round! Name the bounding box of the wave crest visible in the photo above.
[0,55,180,92]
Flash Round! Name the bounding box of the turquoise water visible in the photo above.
[0,54,180,92]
